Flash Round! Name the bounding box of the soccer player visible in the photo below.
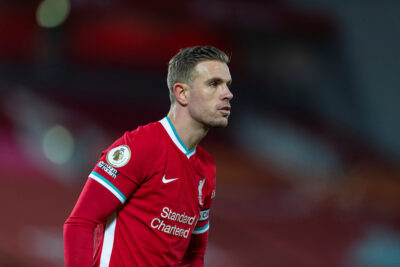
[63,45,233,267]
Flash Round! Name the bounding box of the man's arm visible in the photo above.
[179,231,209,267]
[64,130,154,266]
[179,208,211,267]
[63,178,123,267]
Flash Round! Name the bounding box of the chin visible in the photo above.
[208,118,229,128]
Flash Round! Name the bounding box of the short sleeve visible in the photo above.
[89,127,158,204]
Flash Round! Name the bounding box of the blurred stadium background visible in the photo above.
[1,0,400,266]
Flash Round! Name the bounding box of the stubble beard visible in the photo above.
[204,115,229,128]
[190,107,230,129]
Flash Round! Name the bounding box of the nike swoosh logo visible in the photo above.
[162,175,179,184]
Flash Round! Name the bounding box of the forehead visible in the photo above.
[192,60,231,81]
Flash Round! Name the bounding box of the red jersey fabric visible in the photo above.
[64,117,216,267]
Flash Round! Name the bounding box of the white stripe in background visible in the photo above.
[89,172,126,204]
[100,212,117,267]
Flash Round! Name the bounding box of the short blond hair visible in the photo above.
[167,46,230,104]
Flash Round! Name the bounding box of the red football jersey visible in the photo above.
[88,117,216,266]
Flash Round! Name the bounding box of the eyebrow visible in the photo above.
[205,77,232,87]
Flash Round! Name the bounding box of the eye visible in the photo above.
[209,81,217,87]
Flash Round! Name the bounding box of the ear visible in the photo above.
[173,83,189,106]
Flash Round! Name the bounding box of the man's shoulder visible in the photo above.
[99,120,164,181]
[116,120,165,157]
[124,120,163,142]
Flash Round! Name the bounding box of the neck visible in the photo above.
[167,106,209,151]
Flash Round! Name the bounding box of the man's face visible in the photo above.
[187,60,233,128]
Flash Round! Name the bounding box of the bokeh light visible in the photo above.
[36,0,70,28]
[42,125,74,164]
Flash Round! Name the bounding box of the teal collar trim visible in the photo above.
[160,117,196,158]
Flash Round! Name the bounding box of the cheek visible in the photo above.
[196,94,214,109]
[189,88,216,112]
[198,89,216,103]
[190,96,210,116]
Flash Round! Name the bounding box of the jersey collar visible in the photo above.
[160,117,196,158]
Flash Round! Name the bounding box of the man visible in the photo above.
[64,45,233,267]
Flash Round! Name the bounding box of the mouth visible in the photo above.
[218,105,231,115]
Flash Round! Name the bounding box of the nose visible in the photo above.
[222,84,233,101]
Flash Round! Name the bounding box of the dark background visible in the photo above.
[0,0,400,266]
